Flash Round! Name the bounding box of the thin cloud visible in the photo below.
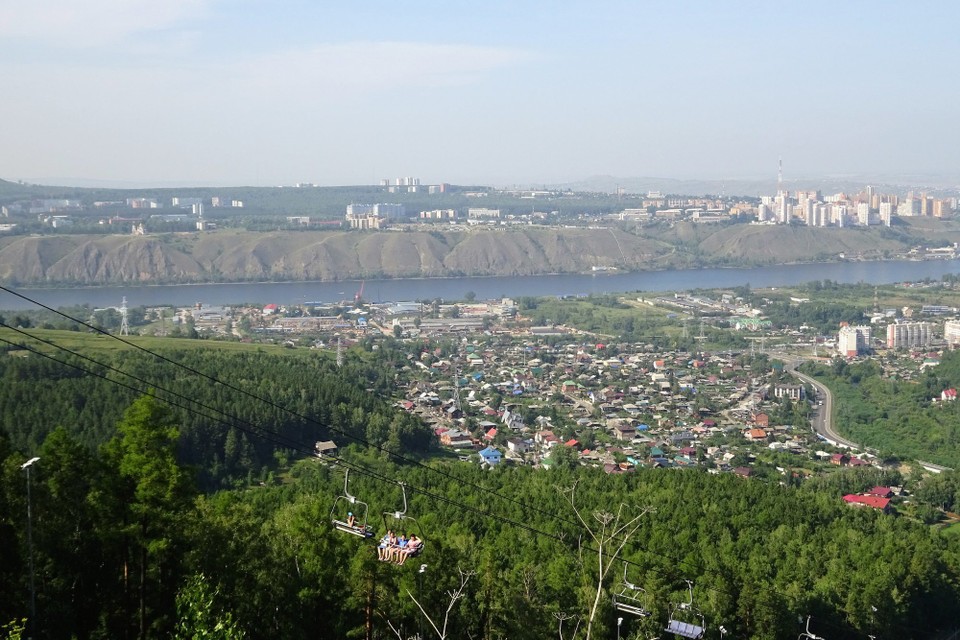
[0,0,210,45]
[236,41,536,94]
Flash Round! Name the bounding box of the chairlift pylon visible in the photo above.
[664,580,705,639]
[330,469,374,538]
[613,563,651,618]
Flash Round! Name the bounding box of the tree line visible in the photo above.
[1,341,959,638]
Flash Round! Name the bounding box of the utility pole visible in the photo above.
[119,296,129,336]
[21,456,40,640]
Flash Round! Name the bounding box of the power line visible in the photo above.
[0,327,910,639]
[0,327,914,639]
[0,326,570,547]
[0,294,936,637]
[0,328,306,455]
[0,285,584,530]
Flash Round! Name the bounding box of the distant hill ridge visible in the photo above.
[1,220,958,287]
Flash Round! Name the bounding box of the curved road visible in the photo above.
[782,355,954,472]
[783,359,860,449]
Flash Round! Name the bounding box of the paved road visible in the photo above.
[779,353,954,471]
[781,357,861,450]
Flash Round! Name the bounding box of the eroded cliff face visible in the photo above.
[0,220,955,286]
[0,228,674,285]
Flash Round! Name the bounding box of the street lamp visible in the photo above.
[21,456,39,640]
[616,616,623,640]
[418,564,428,639]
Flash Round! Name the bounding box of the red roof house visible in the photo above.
[843,495,891,512]
[867,486,893,498]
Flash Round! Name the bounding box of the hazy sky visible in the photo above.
[2,1,958,187]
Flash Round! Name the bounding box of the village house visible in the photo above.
[506,438,531,455]
[478,446,502,466]
[611,423,637,442]
[843,494,892,513]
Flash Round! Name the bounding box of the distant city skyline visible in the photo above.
[3,1,959,188]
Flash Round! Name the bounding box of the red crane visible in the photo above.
[354,280,365,305]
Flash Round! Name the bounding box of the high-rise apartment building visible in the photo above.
[838,325,871,357]
[945,320,960,347]
[886,322,933,349]
[879,202,894,227]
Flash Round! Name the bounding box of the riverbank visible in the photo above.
[3,257,960,311]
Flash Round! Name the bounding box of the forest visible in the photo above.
[801,351,960,470]
[1,335,960,639]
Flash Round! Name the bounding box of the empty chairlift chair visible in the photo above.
[798,615,826,640]
[664,580,705,639]
[612,563,651,618]
[330,469,375,538]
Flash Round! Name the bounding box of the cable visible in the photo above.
[0,326,570,548]
[0,322,312,452]
[0,331,309,459]
[0,329,899,639]
[0,284,582,530]
[0,324,567,538]
[0,305,937,638]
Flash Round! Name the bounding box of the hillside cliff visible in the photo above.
[0,221,956,286]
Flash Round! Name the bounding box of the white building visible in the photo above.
[345,203,406,229]
[880,202,894,227]
[886,322,933,349]
[898,198,920,217]
[944,320,960,347]
[468,207,501,219]
[420,209,457,220]
[838,325,871,357]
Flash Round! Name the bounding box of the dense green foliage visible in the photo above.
[1,337,959,638]
[803,354,960,468]
[2,436,959,639]
[0,343,432,489]
[517,295,749,347]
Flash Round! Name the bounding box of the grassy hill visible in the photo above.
[0,227,674,285]
[0,216,957,286]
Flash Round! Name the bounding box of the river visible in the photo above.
[2,259,960,311]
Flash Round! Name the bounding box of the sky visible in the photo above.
[2,0,959,188]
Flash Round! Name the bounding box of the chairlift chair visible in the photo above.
[664,580,705,639]
[613,563,651,618]
[330,469,374,538]
[798,615,825,640]
[381,482,426,559]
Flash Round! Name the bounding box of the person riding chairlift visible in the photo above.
[396,534,421,565]
[377,530,396,561]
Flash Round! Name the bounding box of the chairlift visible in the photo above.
[798,615,825,640]
[613,563,651,618]
[664,580,705,639]
[380,482,426,560]
[330,469,374,538]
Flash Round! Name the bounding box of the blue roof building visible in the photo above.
[478,446,502,466]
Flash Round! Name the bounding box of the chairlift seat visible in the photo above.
[614,564,651,618]
[665,619,704,639]
[613,598,650,617]
[332,519,374,538]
